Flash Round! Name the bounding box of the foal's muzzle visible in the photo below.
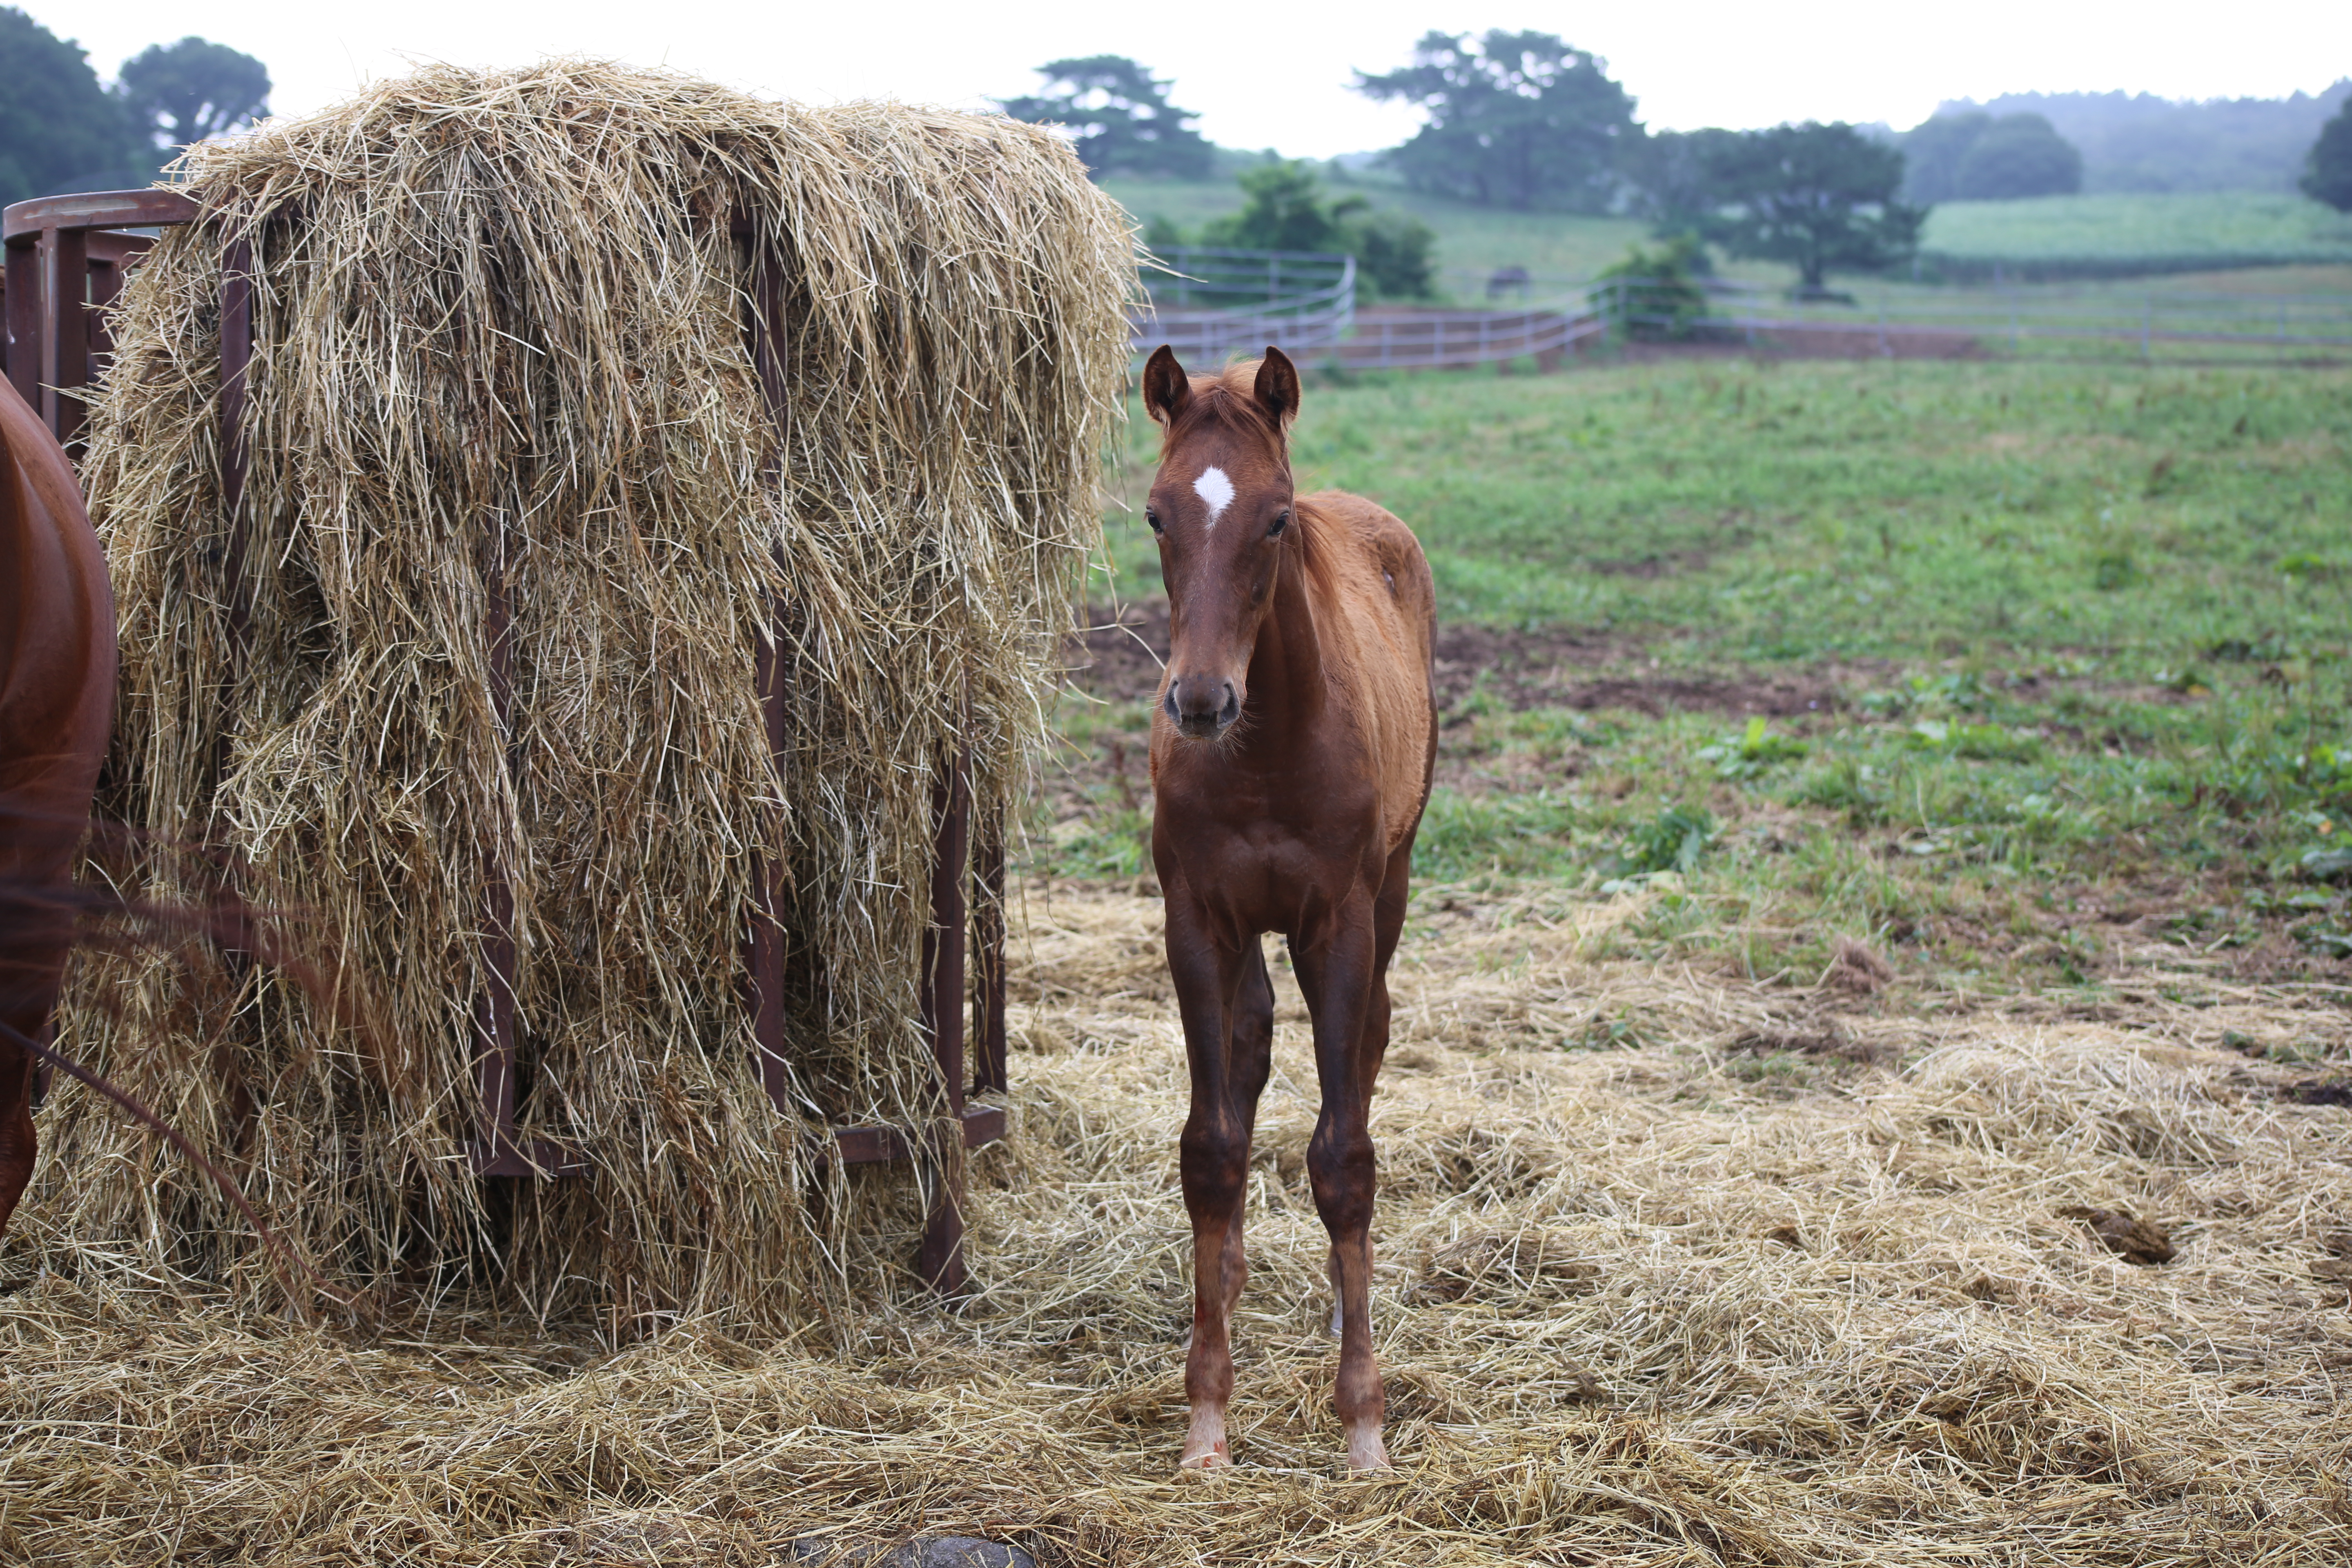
[1165,675,1241,739]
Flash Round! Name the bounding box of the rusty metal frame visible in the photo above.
[7,189,1013,1290]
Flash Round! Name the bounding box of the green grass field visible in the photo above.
[1049,358,2352,998]
[1922,192,2352,273]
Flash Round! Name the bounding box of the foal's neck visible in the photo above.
[1240,535,1326,746]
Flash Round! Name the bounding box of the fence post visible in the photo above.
[2142,296,2152,364]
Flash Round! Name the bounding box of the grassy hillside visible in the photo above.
[1108,172,2352,294]
[1921,192,2352,278]
[1100,172,1648,294]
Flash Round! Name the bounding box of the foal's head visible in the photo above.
[1140,345,1303,742]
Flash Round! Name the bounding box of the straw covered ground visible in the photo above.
[2,875,2346,1564]
[37,62,1130,1321]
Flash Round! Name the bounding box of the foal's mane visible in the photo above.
[1157,361,1289,461]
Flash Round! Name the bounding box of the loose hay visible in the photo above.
[29,62,1131,1322]
[3,880,2346,1564]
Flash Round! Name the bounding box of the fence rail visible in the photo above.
[1337,310,1602,370]
[1137,254,2352,373]
[1132,245,1357,364]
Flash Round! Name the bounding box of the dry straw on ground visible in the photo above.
[3,880,2346,1564]
[34,61,1131,1323]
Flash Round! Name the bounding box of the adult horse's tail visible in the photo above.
[0,819,356,1307]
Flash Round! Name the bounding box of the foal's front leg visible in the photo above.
[1167,899,1275,1469]
[1293,909,1390,1472]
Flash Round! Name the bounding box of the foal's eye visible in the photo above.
[1268,509,1291,537]
[1145,506,1163,534]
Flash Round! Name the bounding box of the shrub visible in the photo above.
[1589,234,1711,341]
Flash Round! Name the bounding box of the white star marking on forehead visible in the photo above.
[1192,465,1235,530]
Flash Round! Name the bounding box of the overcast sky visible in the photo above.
[25,0,2352,159]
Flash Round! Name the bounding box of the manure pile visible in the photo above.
[3,881,2346,1564]
[35,62,1131,1321]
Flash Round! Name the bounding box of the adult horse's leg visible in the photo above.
[0,1038,34,1231]
[1170,890,1274,1469]
[1294,899,1389,1471]
[0,835,75,1232]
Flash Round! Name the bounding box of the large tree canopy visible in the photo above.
[2303,97,2352,212]
[1903,111,2081,202]
[1690,122,1924,294]
[0,7,139,207]
[1354,30,1637,212]
[116,36,270,149]
[998,56,1213,178]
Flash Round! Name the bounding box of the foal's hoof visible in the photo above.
[1345,1427,1392,1472]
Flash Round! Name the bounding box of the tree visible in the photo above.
[2304,97,2352,212]
[1345,208,1437,301]
[1904,111,2079,202]
[1197,161,1436,300]
[1354,30,1637,212]
[1903,112,2080,202]
[0,7,140,207]
[116,36,270,150]
[1620,127,1740,231]
[1692,123,1923,295]
[1955,115,2081,199]
[1202,161,1344,252]
[1945,83,2351,194]
[998,56,1212,178]
[1900,113,1991,204]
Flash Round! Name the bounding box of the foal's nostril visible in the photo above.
[1166,674,1239,737]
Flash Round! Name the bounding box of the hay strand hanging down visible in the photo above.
[41,60,1132,1325]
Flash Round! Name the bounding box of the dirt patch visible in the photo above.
[1595,324,1987,364]
[1072,603,1849,720]
[1546,672,1846,719]
[2058,1207,2178,1267]
[1586,550,1711,579]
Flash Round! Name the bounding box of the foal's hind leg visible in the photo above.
[1173,913,1275,1470]
[1294,901,1394,1471]
[1329,843,1412,1343]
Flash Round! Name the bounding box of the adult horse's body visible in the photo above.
[0,378,116,1232]
[1143,346,1435,1472]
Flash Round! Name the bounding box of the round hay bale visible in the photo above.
[33,61,1131,1326]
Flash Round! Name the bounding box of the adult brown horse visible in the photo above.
[0,377,356,1303]
[1142,345,1435,1472]
[0,376,116,1233]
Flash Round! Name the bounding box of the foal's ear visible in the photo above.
[1142,345,1192,427]
[1253,346,1302,430]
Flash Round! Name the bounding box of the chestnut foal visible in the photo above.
[1142,346,1435,1472]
